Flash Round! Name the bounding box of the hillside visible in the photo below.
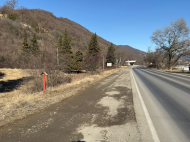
[118,45,146,57]
[0,8,144,68]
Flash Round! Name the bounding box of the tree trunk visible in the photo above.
[57,47,59,66]
[168,53,172,70]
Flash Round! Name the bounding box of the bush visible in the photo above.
[31,22,39,33]
[0,18,20,36]
[7,13,19,20]
[47,70,72,87]
[26,70,72,93]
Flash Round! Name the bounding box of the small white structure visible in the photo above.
[183,64,190,71]
[107,63,112,67]
[183,67,189,71]
[126,60,136,66]
[175,65,189,71]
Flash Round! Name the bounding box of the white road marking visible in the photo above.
[131,70,160,142]
[141,69,190,88]
[145,68,190,81]
[146,67,190,78]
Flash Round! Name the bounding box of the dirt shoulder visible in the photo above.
[0,67,125,128]
[0,67,140,142]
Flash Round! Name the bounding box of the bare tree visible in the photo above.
[0,5,12,13]
[151,18,190,70]
[4,0,18,9]
[145,47,167,69]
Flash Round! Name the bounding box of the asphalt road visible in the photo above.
[132,66,190,142]
[0,68,140,142]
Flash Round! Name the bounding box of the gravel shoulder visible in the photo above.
[0,67,140,142]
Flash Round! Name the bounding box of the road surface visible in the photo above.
[132,66,190,142]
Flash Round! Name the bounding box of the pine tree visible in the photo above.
[106,43,115,65]
[85,33,100,71]
[57,34,63,48]
[30,33,40,55]
[56,34,63,66]
[22,30,30,53]
[60,29,72,55]
[72,50,83,71]
[58,29,73,72]
[75,50,83,62]
[88,33,100,56]
[20,30,30,63]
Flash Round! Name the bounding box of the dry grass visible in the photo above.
[0,67,126,127]
[163,69,183,72]
[0,68,30,81]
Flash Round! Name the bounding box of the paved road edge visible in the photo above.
[131,68,156,142]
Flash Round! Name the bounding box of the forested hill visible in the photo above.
[0,8,144,68]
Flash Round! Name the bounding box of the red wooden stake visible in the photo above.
[43,73,45,92]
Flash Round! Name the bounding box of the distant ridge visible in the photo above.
[117,45,146,57]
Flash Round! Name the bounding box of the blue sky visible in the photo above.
[2,0,190,52]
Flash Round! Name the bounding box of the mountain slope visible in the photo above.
[0,8,144,68]
[117,45,146,57]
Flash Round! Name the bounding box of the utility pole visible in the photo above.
[119,57,121,67]
[57,47,59,66]
[116,59,118,69]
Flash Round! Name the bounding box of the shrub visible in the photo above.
[31,22,39,33]
[7,13,19,20]
[26,70,72,93]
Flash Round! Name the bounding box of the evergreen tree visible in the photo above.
[22,30,30,53]
[56,34,63,48]
[20,30,30,63]
[30,33,40,55]
[106,43,115,65]
[56,34,63,66]
[75,50,83,62]
[72,50,83,71]
[59,29,73,72]
[85,33,100,71]
[88,33,100,56]
[60,29,72,55]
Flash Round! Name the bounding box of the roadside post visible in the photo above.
[41,72,48,92]
[119,57,121,67]
[116,59,118,69]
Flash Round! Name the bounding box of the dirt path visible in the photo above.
[0,68,140,142]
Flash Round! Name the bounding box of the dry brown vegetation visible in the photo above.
[0,67,126,127]
[0,2,142,127]
[0,7,144,69]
